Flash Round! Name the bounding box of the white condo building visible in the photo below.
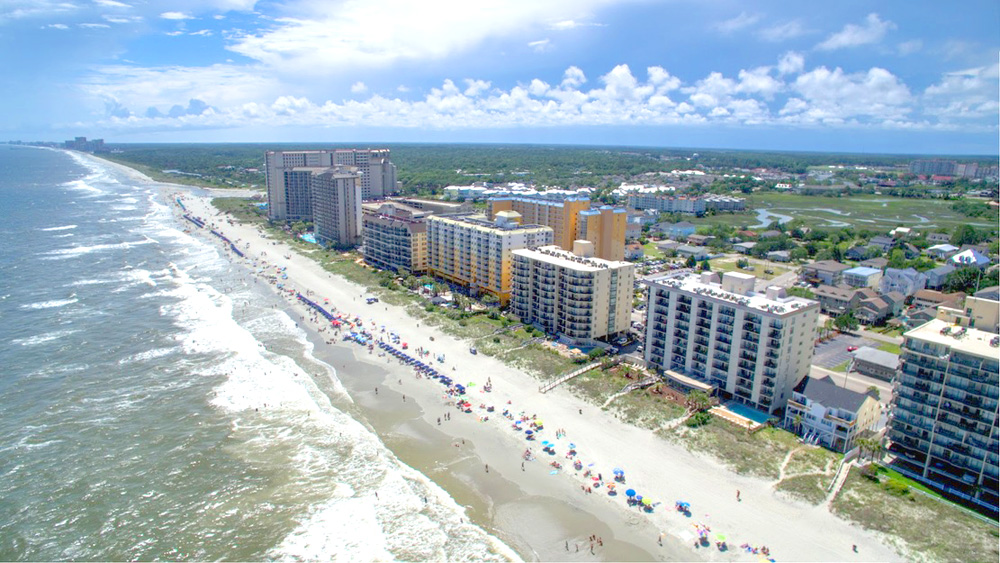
[511,242,635,345]
[644,271,820,413]
[311,170,362,247]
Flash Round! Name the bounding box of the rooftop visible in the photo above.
[794,376,873,412]
[905,319,1000,358]
[647,270,817,316]
[805,260,852,273]
[844,266,882,276]
[853,346,900,369]
[512,245,633,271]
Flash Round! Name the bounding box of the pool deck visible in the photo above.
[709,403,767,431]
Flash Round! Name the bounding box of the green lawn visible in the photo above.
[877,342,902,354]
[830,360,851,373]
[748,192,992,231]
[641,242,664,260]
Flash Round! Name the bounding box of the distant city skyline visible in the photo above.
[1,0,998,155]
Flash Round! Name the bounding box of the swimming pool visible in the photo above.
[299,233,317,244]
[724,402,772,424]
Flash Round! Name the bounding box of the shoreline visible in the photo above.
[83,151,905,562]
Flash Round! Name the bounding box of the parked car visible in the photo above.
[847,345,858,352]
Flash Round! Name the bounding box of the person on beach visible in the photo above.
[736,489,741,502]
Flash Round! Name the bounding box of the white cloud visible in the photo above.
[225,0,631,74]
[816,13,895,51]
[777,51,804,75]
[897,40,922,56]
[528,38,551,52]
[560,66,587,89]
[758,20,808,42]
[103,14,141,23]
[165,30,185,36]
[549,19,603,30]
[715,11,760,34]
[396,85,410,93]
[463,79,491,96]
[736,67,783,99]
[45,23,69,29]
[923,64,1000,121]
[190,29,213,36]
[785,66,912,123]
[350,81,367,93]
[160,11,194,20]
[94,0,131,7]
[80,23,111,28]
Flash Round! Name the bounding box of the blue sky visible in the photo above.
[1,0,998,154]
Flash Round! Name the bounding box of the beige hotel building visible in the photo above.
[511,242,635,344]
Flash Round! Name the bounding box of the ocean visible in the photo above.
[0,145,516,561]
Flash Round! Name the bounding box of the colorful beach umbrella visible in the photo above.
[625,489,636,497]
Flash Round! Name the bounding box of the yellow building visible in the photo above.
[578,206,627,261]
[487,197,590,252]
[426,212,553,305]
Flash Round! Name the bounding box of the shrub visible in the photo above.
[883,480,911,497]
[685,412,712,427]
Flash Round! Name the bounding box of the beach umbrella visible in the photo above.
[525,430,534,435]
[613,467,624,475]
[642,498,652,506]
[625,489,636,497]
[715,534,726,542]
[568,443,576,449]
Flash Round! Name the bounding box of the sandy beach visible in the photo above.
[92,153,903,562]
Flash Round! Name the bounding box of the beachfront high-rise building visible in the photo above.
[426,212,553,305]
[333,149,398,200]
[577,206,627,262]
[311,170,362,247]
[265,149,397,221]
[510,242,634,344]
[361,201,430,274]
[626,194,745,215]
[643,271,820,413]
[487,196,590,252]
[887,319,999,513]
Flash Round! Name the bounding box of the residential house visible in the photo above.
[843,266,883,289]
[624,242,644,260]
[656,240,681,253]
[912,289,965,310]
[878,267,928,297]
[868,235,896,252]
[926,232,951,244]
[924,264,955,290]
[676,245,710,261]
[927,244,959,260]
[890,227,912,238]
[813,285,860,315]
[686,234,715,246]
[735,230,757,239]
[801,260,852,286]
[625,221,642,241]
[784,376,881,453]
[734,242,757,254]
[758,230,782,239]
[845,246,871,261]
[767,250,791,262]
[855,288,892,324]
[861,257,889,270]
[850,347,899,381]
[653,221,697,239]
[950,248,991,269]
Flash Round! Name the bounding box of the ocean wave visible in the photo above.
[39,225,77,232]
[119,347,178,364]
[11,329,80,346]
[54,233,74,238]
[40,237,156,260]
[20,297,78,310]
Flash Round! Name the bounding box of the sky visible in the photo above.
[1,0,998,154]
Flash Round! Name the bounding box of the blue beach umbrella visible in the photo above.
[625,489,636,497]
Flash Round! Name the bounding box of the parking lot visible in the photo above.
[812,333,879,369]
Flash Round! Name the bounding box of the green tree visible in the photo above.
[887,248,907,269]
[944,267,998,294]
[699,259,711,271]
[686,390,713,412]
[787,286,814,299]
[866,386,881,401]
[834,312,860,333]
[685,255,697,268]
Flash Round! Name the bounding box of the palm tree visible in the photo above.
[686,390,712,412]
[792,414,803,436]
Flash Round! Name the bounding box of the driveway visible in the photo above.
[812,332,879,369]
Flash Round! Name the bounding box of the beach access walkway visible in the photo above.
[539,358,620,393]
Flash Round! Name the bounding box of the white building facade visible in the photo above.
[511,243,635,344]
[644,271,820,413]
